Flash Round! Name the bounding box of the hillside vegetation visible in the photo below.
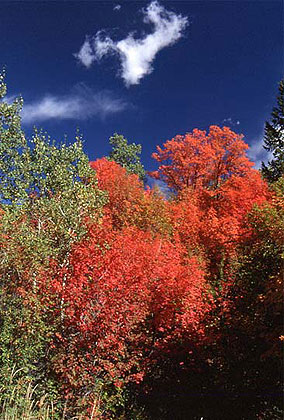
[0,74,283,419]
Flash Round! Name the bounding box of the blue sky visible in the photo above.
[1,0,283,171]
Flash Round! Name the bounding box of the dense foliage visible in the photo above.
[107,133,146,181]
[0,75,283,419]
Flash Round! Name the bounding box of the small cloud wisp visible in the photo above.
[74,1,188,86]
[21,84,128,124]
[247,137,272,170]
[222,117,240,126]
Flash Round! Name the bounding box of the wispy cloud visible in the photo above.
[247,137,272,169]
[113,4,121,11]
[1,94,19,105]
[75,39,95,68]
[21,84,128,123]
[74,1,188,86]
[222,117,240,126]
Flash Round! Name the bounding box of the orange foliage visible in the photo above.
[150,125,253,191]
[91,158,171,234]
[90,158,142,228]
[197,170,269,254]
[38,218,210,397]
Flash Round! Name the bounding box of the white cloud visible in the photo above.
[74,37,95,68]
[93,32,115,60]
[113,4,121,11]
[247,137,272,169]
[21,84,128,123]
[75,1,188,86]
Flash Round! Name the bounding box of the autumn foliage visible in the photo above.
[39,220,210,403]
[150,125,254,191]
[0,115,282,417]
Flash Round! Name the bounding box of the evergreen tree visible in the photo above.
[108,133,146,181]
[262,80,284,182]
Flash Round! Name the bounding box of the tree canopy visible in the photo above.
[108,133,146,181]
[0,75,282,420]
[150,125,253,192]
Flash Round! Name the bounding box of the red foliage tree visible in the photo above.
[90,158,142,228]
[198,171,269,255]
[38,218,211,402]
[150,125,254,192]
[90,158,171,234]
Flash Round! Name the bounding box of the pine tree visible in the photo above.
[262,80,284,182]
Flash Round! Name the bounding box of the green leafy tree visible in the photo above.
[0,71,106,262]
[108,133,146,181]
[0,72,106,411]
[262,80,284,182]
[0,71,28,204]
